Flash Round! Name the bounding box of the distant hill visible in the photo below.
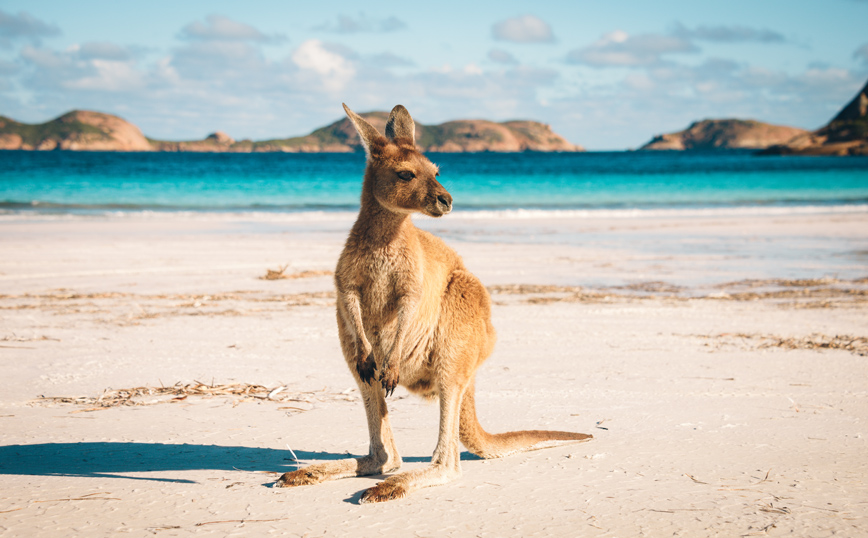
[762,79,868,156]
[0,110,151,151]
[249,113,583,153]
[639,119,807,151]
[0,110,584,153]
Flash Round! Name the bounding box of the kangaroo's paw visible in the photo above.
[274,468,325,488]
[379,366,399,397]
[359,479,410,504]
[356,351,377,385]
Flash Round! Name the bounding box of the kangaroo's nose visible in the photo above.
[437,194,452,209]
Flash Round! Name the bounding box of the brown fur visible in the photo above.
[275,103,591,502]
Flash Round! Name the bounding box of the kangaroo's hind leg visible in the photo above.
[359,373,468,503]
[276,376,401,487]
[276,312,401,488]
[358,270,486,503]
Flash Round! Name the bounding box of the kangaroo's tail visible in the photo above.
[458,379,592,459]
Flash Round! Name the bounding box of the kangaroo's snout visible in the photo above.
[436,193,453,214]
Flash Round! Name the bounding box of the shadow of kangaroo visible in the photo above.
[275,103,592,503]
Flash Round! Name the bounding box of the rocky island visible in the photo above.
[0,110,152,152]
[761,80,868,156]
[639,119,807,151]
[0,110,583,153]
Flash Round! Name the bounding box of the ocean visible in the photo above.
[1,150,867,218]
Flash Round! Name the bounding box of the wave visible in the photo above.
[448,204,868,220]
[2,202,866,222]
[0,200,360,212]
[3,196,868,213]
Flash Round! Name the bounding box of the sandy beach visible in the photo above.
[1,211,867,537]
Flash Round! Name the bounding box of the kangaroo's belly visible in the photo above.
[349,233,459,392]
[358,270,441,390]
[362,289,438,377]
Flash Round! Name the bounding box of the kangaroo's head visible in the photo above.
[343,103,452,218]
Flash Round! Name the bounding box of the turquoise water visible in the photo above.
[1,150,867,214]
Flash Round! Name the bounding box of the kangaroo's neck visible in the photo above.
[353,179,416,248]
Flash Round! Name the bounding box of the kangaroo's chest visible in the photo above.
[358,245,416,323]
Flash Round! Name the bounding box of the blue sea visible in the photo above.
[1,150,867,217]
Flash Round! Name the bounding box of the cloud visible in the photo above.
[502,65,558,86]
[7,12,863,151]
[671,22,786,43]
[63,60,146,92]
[170,41,268,80]
[291,39,355,92]
[854,43,868,64]
[168,16,290,83]
[0,58,19,76]
[179,15,284,43]
[18,45,148,93]
[492,15,554,43]
[19,46,65,70]
[366,52,414,68]
[314,14,406,33]
[76,42,132,61]
[550,54,866,148]
[18,42,141,90]
[14,32,361,123]
[567,24,789,70]
[567,30,697,67]
[388,65,558,112]
[796,65,858,90]
[0,9,60,48]
[488,48,518,65]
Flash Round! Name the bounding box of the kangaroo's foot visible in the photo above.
[275,454,401,489]
[276,467,329,487]
[358,463,460,503]
[359,476,410,503]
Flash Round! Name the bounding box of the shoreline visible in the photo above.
[2,200,867,220]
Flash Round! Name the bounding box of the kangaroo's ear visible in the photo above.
[385,104,415,143]
[343,103,385,158]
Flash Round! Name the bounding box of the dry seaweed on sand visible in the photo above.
[485,277,868,307]
[261,264,290,280]
[0,289,338,324]
[750,334,868,356]
[259,264,333,280]
[488,284,584,295]
[705,277,868,307]
[487,284,616,304]
[692,333,868,356]
[614,281,684,294]
[32,382,359,409]
[1,334,59,342]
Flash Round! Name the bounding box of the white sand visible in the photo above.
[1,212,866,536]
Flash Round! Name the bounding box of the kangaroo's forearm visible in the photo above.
[339,289,371,355]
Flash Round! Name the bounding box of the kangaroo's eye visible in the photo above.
[397,171,415,181]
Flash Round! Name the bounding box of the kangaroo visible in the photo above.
[275,103,592,503]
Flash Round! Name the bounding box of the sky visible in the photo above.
[1,0,867,150]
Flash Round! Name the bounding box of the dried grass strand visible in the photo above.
[33,382,357,409]
[195,517,291,527]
